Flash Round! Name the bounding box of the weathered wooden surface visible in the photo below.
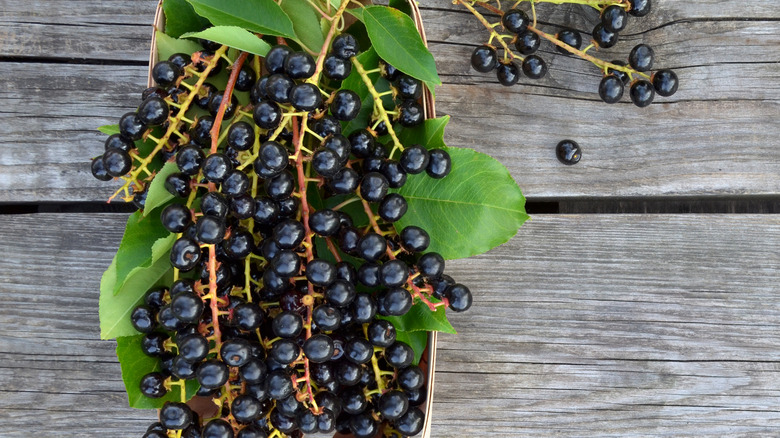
[1,214,779,437]
[0,0,778,201]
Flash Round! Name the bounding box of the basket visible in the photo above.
[147,2,438,436]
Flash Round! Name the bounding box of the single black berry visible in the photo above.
[102,149,132,177]
[515,30,540,55]
[378,390,409,420]
[378,193,408,222]
[265,45,293,75]
[207,93,238,119]
[599,75,625,104]
[522,55,547,79]
[235,65,257,92]
[592,24,619,49]
[653,69,679,97]
[394,75,423,100]
[398,101,424,127]
[170,237,201,271]
[190,116,214,146]
[629,43,654,72]
[331,33,360,59]
[630,80,655,107]
[176,145,205,175]
[496,61,520,86]
[556,28,582,54]
[171,291,204,323]
[471,45,498,73]
[290,83,323,111]
[502,9,529,34]
[303,334,335,363]
[137,97,169,126]
[628,0,652,17]
[253,100,282,129]
[196,359,229,389]
[446,283,474,312]
[602,5,628,33]
[130,306,155,333]
[265,73,293,104]
[159,402,192,430]
[330,89,361,121]
[556,139,581,165]
[196,215,226,244]
[323,54,352,80]
[152,61,182,88]
[118,112,147,141]
[427,148,452,178]
[202,153,233,183]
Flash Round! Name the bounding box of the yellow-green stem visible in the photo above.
[351,57,404,154]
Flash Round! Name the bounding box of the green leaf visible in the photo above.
[98,124,119,135]
[339,48,391,136]
[280,0,325,54]
[182,26,272,57]
[360,6,440,87]
[394,147,528,260]
[114,211,172,293]
[116,335,199,408]
[162,0,210,38]
[99,258,173,339]
[381,301,456,334]
[143,161,179,216]
[388,0,413,16]
[395,330,428,365]
[186,0,295,39]
[397,116,449,150]
[156,31,203,61]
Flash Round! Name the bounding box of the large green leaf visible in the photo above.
[396,116,449,151]
[357,6,440,87]
[156,31,203,61]
[395,330,428,365]
[186,0,295,39]
[116,335,199,409]
[114,211,172,292]
[279,0,325,54]
[394,147,528,260]
[142,161,179,216]
[162,0,210,38]
[381,301,456,334]
[339,48,391,136]
[182,26,272,57]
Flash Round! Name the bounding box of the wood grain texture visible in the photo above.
[1,213,779,436]
[0,0,778,201]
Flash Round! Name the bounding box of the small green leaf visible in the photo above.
[280,0,325,54]
[339,48,391,136]
[360,6,440,87]
[397,116,449,150]
[395,330,428,365]
[381,301,456,334]
[182,26,272,57]
[394,147,528,260]
[99,258,173,339]
[116,335,199,408]
[143,161,179,216]
[388,0,413,16]
[98,124,119,135]
[156,31,203,61]
[162,0,210,38]
[186,0,295,39]
[114,211,172,292]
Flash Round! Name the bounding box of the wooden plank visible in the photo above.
[1,213,779,436]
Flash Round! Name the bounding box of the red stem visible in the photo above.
[210,51,249,155]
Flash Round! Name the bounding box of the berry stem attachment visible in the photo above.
[351,57,404,155]
[310,0,352,84]
[453,0,522,61]
[511,0,628,11]
[211,51,249,155]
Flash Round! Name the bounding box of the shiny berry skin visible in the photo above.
[233,302,264,331]
[400,226,430,253]
[398,365,425,391]
[196,359,229,389]
[171,291,204,323]
[628,0,651,17]
[252,196,280,225]
[359,172,389,202]
[102,149,132,177]
[170,237,201,272]
[323,54,351,80]
[325,280,356,307]
[207,93,238,119]
[239,358,267,385]
[304,334,335,363]
[345,338,373,365]
[349,129,376,158]
[257,140,288,176]
[232,395,263,423]
[592,24,619,48]
[446,283,473,312]
[221,338,252,367]
[381,260,409,288]
[427,148,452,178]
[330,89,361,121]
[381,161,407,189]
[159,402,192,430]
[629,43,654,72]
[164,172,191,198]
[161,204,191,233]
[385,341,414,368]
[418,252,445,279]
[358,262,381,287]
[311,148,341,178]
[266,370,294,400]
[379,287,413,316]
[323,134,351,164]
[265,74,293,103]
[141,332,167,357]
[378,193,408,222]
[653,69,679,97]
[273,219,305,249]
[607,61,631,85]
[104,133,134,152]
[340,226,362,254]
[222,169,250,197]
[630,80,655,107]
[270,249,300,277]
[351,293,377,324]
[285,52,316,79]
[190,116,214,146]
[196,215,226,244]
[290,83,323,111]
[119,112,147,140]
[177,334,209,363]
[470,45,498,73]
[380,59,401,81]
[522,55,547,79]
[130,306,155,333]
[91,156,112,181]
[307,259,337,287]
[599,75,625,104]
[496,61,520,86]
[253,100,282,129]
[602,5,628,33]
[502,9,529,34]
[272,311,303,338]
[176,145,205,175]
[202,419,232,438]
[379,390,409,420]
[309,209,340,236]
[137,97,169,126]
[201,191,229,218]
[146,287,167,308]
[515,30,540,55]
[227,121,255,151]
[152,61,182,88]
[312,304,341,331]
[394,75,423,100]
[398,101,424,127]
[265,171,294,200]
[556,28,582,53]
[399,144,430,174]
[235,65,257,92]
[331,33,360,59]
[194,82,217,109]
[313,115,342,138]
[556,139,581,165]
[230,194,255,220]
[367,320,396,347]
[202,153,233,183]
[396,408,425,436]
[329,168,359,194]
[265,45,293,74]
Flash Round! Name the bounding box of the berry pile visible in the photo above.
[459,0,679,106]
[93,18,471,438]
